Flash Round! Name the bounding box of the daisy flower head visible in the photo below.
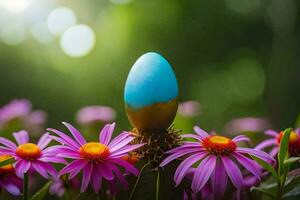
[160,126,275,198]
[47,122,144,193]
[0,130,65,179]
[0,155,22,196]
[255,129,300,157]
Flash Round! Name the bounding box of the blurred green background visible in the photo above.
[0,0,299,133]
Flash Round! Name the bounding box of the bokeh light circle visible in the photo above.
[60,24,96,57]
[0,23,26,45]
[47,7,77,36]
[0,0,32,13]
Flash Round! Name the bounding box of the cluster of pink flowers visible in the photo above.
[0,122,143,197]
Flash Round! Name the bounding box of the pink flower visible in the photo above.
[178,101,200,118]
[76,106,116,125]
[160,126,275,199]
[0,155,22,196]
[47,122,144,193]
[255,129,300,157]
[0,130,65,178]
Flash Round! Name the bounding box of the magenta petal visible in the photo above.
[180,134,202,141]
[255,139,276,150]
[36,161,57,177]
[99,123,115,145]
[37,133,52,150]
[191,155,216,193]
[91,167,102,193]
[232,153,261,180]
[106,158,139,176]
[0,179,21,196]
[13,130,29,145]
[98,163,114,180]
[62,122,86,145]
[265,130,278,137]
[221,156,243,190]
[110,164,128,189]
[32,162,49,178]
[160,148,201,167]
[0,137,17,149]
[236,147,275,162]
[232,135,250,143]
[80,163,93,193]
[47,128,80,149]
[109,144,144,157]
[211,159,227,199]
[108,132,131,147]
[0,147,16,155]
[174,152,207,186]
[15,160,31,178]
[270,147,279,157]
[109,136,135,152]
[39,156,67,164]
[193,126,209,139]
[59,159,86,176]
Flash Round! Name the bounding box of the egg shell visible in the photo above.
[124,52,179,131]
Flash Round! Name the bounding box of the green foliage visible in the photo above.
[30,182,51,200]
[0,157,14,167]
[251,155,277,179]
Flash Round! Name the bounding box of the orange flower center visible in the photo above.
[277,130,300,156]
[16,143,41,160]
[202,135,237,154]
[277,131,299,144]
[79,142,109,161]
[0,155,14,174]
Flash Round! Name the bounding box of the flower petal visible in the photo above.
[191,155,216,193]
[180,134,202,141]
[32,162,50,178]
[109,136,135,152]
[236,147,275,163]
[221,156,243,190]
[232,135,250,143]
[211,159,227,199]
[106,158,139,176]
[265,130,278,137]
[15,160,31,178]
[62,122,86,146]
[47,128,80,149]
[80,163,93,193]
[174,152,208,186]
[98,163,114,180]
[109,144,144,158]
[99,123,115,145]
[232,153,261,180]
[59,159,86,176]
[0,137,17,149]
[13,130,29,145]
[255,139,276,150]
[37,133,52,150]
[193,126,209,139]
[160,148,201,167]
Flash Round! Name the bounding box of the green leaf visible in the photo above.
[251,186,276,198]
[0,157,14,167]
[284,157,300,165]
[278,128,292,174]
[30,181,51,200]
[251,155,278,179]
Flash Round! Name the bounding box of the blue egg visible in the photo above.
[124,52,179,131]
[124,52,178,109]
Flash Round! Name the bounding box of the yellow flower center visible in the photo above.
[16,143,41,160]
[0,155,14,173]
[202,135,236,154]
[277,131,299,144]
[79,142,109,160]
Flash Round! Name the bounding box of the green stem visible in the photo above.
[129,163,150,200]
[23,173,28,200]
[156,170,160,200]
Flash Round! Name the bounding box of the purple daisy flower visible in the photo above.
[0,155,22,196]
[76,106,116,125]
[160,126,275,199]
[0,130,66,178]
[0,99,31,124]
[47,122,144,193]
[255,129,300,157]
